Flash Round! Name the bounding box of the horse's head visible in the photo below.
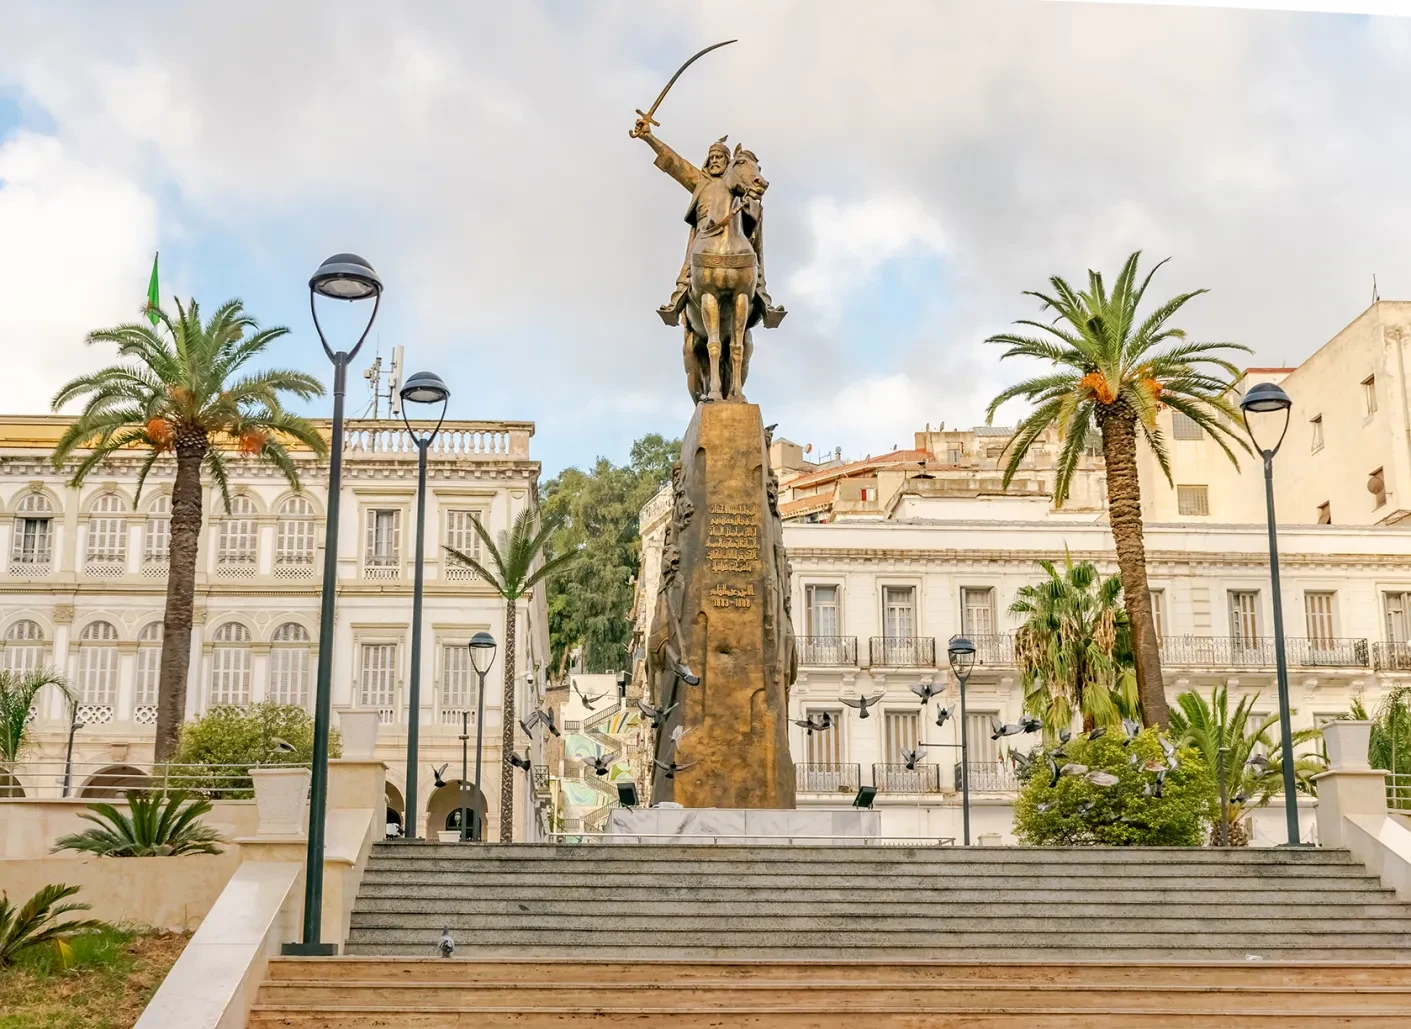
[725,144,768,199]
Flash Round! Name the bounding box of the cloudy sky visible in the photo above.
[2,1,1409,475]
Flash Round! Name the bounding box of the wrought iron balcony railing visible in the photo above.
[970,634,1015,667]
[957,761,1019,793]
[797,636,858,666]
[1374,642,1411,672]
[873,762,941,793]
[795,762,861,794]
[1160,635,1369,668]
[869,636,936,668]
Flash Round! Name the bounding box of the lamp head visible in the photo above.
[1238,381,1292,415]
[399,370,450,405]
[468,631,497,675]
[948,635,977,679]
[310,253,382,300]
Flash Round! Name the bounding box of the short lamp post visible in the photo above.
[398,371,451,840]
[1239,380,1302,847]
[284,254,382,956]
[464,631,497,842]
[948,635,977,847]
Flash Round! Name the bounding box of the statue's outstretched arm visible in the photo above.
[633,119,700,192]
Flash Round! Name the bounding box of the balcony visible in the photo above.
[873,763,941,793]
[970,634,1015,667]
[795,762,861,794]
[343,420,532,459]
[869,636,935,668]
[797,636,857,666]
[958,761,1019,793]
[1374,642,1411,672]
[1160,635,1370,669]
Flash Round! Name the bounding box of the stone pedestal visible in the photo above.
[648,401,796,809]
[606,807,878,844]
[249,767,311,837]
[1314,721,1385,850]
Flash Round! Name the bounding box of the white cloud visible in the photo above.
[0,132,157,412]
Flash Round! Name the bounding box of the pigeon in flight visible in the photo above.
[1084,770,1119,787]
[990,716,1025,741]
[840,693,886,719]
[1048,755,1061,788]
[1075,799,1095,815]
[654,756,697,780]
[1060,763,1089,778]
[792,711,834,736]
[1087,726,1108,742]
[1019,715,1042,734]
[935,705,955,729]
[1121,718,1141,745]
[676,661,701,686]
[1058,728,1073,744]
[636,699,678,728]
[1144,770,1168,798]
[1037,801,1056,813]
[1009,749,1036,777]
[910,681,941,705]
[432,763,449,789]
[583,751,611,777]
[1246,753,1270,771]
[1232,789,1248,804]
[1159,736,1179,770]
[521,708,562,738]
[272,737,297,754]
[510,752,532,774]
[574,680,608,710]
[901,746,927,771]
[667,724,692,752]
[438,928,455,958]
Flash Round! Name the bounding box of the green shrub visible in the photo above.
[0,884,107,968]
[1013,729,1215,846]
[53,790,225,857]
[170,702,339,797]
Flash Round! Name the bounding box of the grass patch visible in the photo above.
[0,928,187,1029]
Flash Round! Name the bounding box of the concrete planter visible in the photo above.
[338,709,380,760]
[437,830,461,843]
[248,767,311,837]
[1324,720,1373,771]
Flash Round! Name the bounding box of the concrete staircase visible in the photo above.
[247,842,1411,1026]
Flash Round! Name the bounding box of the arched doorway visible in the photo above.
[427,780,487,841]
[384,780,405,837]
[78,764,151,798]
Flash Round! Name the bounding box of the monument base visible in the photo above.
[605,807,880,845]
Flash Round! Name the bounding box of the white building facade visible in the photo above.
[1,415,551,841]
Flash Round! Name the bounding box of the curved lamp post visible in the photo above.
[1239,380,1302,846]
[398,372,451,840]
[284,254,382,956]
[464,631,497,842]
[948,635,977,846]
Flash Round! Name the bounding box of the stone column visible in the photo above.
[1312,720,1386,849]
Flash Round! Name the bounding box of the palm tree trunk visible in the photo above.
[1098,410,1170,729]
[499,599,517,842]
[153,445,205,761]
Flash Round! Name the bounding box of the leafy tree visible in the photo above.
[1169,684,1324,844]
[0,884,106,968]
[0,668,70,766]
[1010,554,1137,736]
[53,790,224,857]
[446,507,579,841]
[171,702,338,798]
[543,433,680,672]
[1363,687,1411,808]
[51,299,327,760]
[1013,729,1214,846]
[985,253,1250,728]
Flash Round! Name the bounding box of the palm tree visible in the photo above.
[985,252,1250,728]
[1010,554,1138,737]
[53,790,225,857]
[0,884,106,968]
[446,507,577,841]
[0,668,71,798]
[1170,684,1324,845]
[51,299,327,760]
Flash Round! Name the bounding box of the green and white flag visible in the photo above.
[145,252,160,326]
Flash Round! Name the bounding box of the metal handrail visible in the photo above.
[547,831,957,846]
[797,636,858,666]
[1,759,311,800]
[873,762,941,793]
[1159,635,1370,668]
[969,634,1014,667]
[794,762,861,794]
[957,760,1019,792]
[1373,642,1411,672]
[868,636,936,668]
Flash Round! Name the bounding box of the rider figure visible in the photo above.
[633,117,784,328]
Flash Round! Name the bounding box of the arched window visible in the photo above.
[216,495,258,576]
[143,495,171,574]
[134,622,162,724]
[76,621,119,723]
[4,619,47,675]
[268,622,311,708]
[275,497,316,577]
[11,492,55,572]
[209,622,252,706]
[85,493,127,575]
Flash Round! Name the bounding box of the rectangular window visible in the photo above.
[1150,589,1166,641]
[359,642,398,716]
[805,584,839,637]
[444,509,484,580]
[12,518,53,564]
[1371,468,1387,509]
[1386,592,1411,644]
[1171,411,1203,440]
[78,645,118,707]
[440,642,472,719]
[882,586,915,638]
[1305,592,1335,645]
[1310,415,1324,453]
[134,647,160,709]
[805,707,842,765]
[364,509,401,576]
[883,709,920,764]
[1364,375,1378,415]
[1177,485,1210,517]
[859,486,877,502]
[209,646,251,707]
[947,447,964,464]
[217,504,258,568]
[966,711,1001,765]
[961,587,994,637]
[1228,590,1260,645]
[269,647,311,708]
[1317,502,1331,525]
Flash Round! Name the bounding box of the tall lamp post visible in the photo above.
[465,631,497,842]
[1239,380,1302,846]
[284,254,382,956]
[948,636,976,846]
[398,371,451,840]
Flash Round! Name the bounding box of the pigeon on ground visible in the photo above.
[439,929,455,957]
[901,746,927,771]
[583,751,611,777]
[432,763,449,789]
[911,681,941,705]
[510,752,532,774]
[574,681,608,710]
[636,699,678,728]
[1084,770,1119,787]
[840,693,886,719]
[1121,719,1141,745]
[1087,726,1108,742]
[935,705,955,729]
[792,711,834,736]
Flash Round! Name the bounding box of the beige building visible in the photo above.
[0,415,551,841]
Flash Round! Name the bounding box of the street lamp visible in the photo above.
[398,371,451,840]
[948,635,977,847]
[464,631,497,842]
[284,253,382,956]
[1239,380,1301,846]
[61,702,84,798]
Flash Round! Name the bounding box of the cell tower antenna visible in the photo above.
[360,348,383,420]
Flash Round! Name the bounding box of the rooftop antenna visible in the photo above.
[360,351,382,419]
[1373,274,1380,305]
[387,345,405,419]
